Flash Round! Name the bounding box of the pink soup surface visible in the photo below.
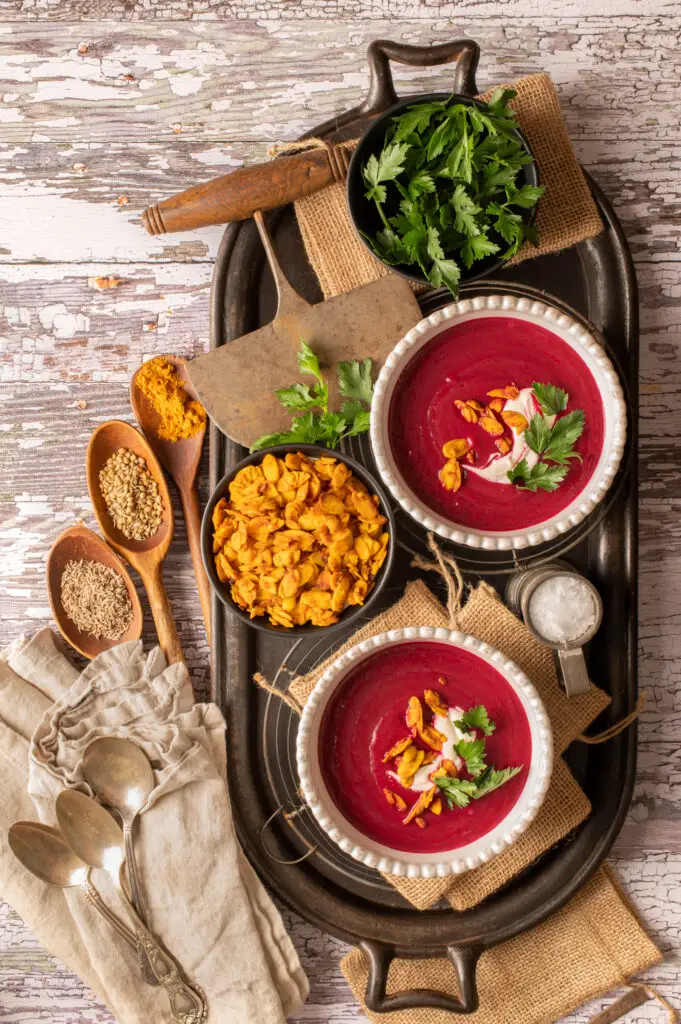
[387,316,605,531]
[318,641,533,854]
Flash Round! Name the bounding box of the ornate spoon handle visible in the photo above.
[80,879,137,950]
[115,877,207,1023]
[122,820,158,986]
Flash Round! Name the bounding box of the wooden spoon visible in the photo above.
[86,420,184,665]
[130,355,211,642]
[46,525,143,660]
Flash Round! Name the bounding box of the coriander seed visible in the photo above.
[99,447,163,541]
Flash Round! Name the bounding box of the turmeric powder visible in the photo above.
[135,357,206,442]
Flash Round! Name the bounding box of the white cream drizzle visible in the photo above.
[388,706,475,794]
[467,388,555,486]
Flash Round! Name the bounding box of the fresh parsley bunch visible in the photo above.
[431,703,523,810]
[507,382,585,492]
[250,341,374,453]
[361,89,544,297]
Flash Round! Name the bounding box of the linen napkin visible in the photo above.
[0,628,308,1024]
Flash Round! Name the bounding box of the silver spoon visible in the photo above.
[56,790,206,1024]
[8,820,137,951]
[82,736,155,983]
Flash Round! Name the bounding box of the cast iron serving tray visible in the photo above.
[208,39,638,1014]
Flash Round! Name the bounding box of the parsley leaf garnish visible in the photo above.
[507,459,569,492]
[525,413,552,455]
[544,410,585,462]
[506,385,585,492]
[273,382,319,411]
[455,738,487,777]
[472,765,523,799]
[454,705,496,737]
[297,340,324,385]
[434,776,479,810]
[251,343,376,453]
[430,703,521,810]
[361,93,545,296]
[338,358,375,406]
[532,382,569,416]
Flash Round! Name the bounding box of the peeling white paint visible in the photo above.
[0,197,221,262]
[38,304,90,337]
[33,80,123,103]
[169,73,208,96]
[191,147,242,166]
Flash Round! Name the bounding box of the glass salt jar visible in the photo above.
[506,562,603,697]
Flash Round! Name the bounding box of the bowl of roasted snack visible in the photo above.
[202,444,395,635]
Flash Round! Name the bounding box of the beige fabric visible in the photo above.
[290,579,609,911]
[0,629,308,1024]
[295,73,603,299]
[341,865,662,1024]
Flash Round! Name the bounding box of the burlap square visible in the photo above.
[289,578,610,912]
[341,865,663,1024]
[294,73,603,299]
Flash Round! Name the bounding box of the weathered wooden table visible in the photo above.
[1,4,679,1021]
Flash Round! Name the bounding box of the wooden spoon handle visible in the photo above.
[179,485,212,643]
[141,146,343,236]
[143,563,185,666]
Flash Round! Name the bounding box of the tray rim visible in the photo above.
[208,173,639,958]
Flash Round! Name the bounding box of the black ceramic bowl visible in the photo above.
[201,444,396,637]
[347,92,540,288]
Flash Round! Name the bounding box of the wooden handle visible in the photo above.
[142,147,337,236]
[180,485,212,643]
[143,562,185,666]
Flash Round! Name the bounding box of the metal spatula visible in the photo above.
[187,211,421,449]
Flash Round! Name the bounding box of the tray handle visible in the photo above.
[361,38,480,114]
[359,938,482,1014]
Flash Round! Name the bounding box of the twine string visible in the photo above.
[630,981,680,1023]
[410,532,465,625]
[253,672,302,716]
[577,692,646,745]
[266,137,354,183]
[589,980,678,1023]
[619,980,680,1024]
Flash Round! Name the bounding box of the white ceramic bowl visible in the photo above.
[296,626,553,878]
[370,294,628,550]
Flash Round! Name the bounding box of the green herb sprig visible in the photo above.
[361,89,545,297]
[432,704,523,810]
[250,342,374,453]
[506,383,585,493]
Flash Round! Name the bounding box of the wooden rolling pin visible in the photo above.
[141,143,351,235]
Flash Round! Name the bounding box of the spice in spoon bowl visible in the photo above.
[87,420,184,666]
[130,355,212,641]
[46,525,143,660]
[134,355,206,442]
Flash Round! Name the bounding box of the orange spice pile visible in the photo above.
[135,357,206,442]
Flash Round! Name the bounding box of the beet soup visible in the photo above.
[318,641,532,854]
[388,316,605,532]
